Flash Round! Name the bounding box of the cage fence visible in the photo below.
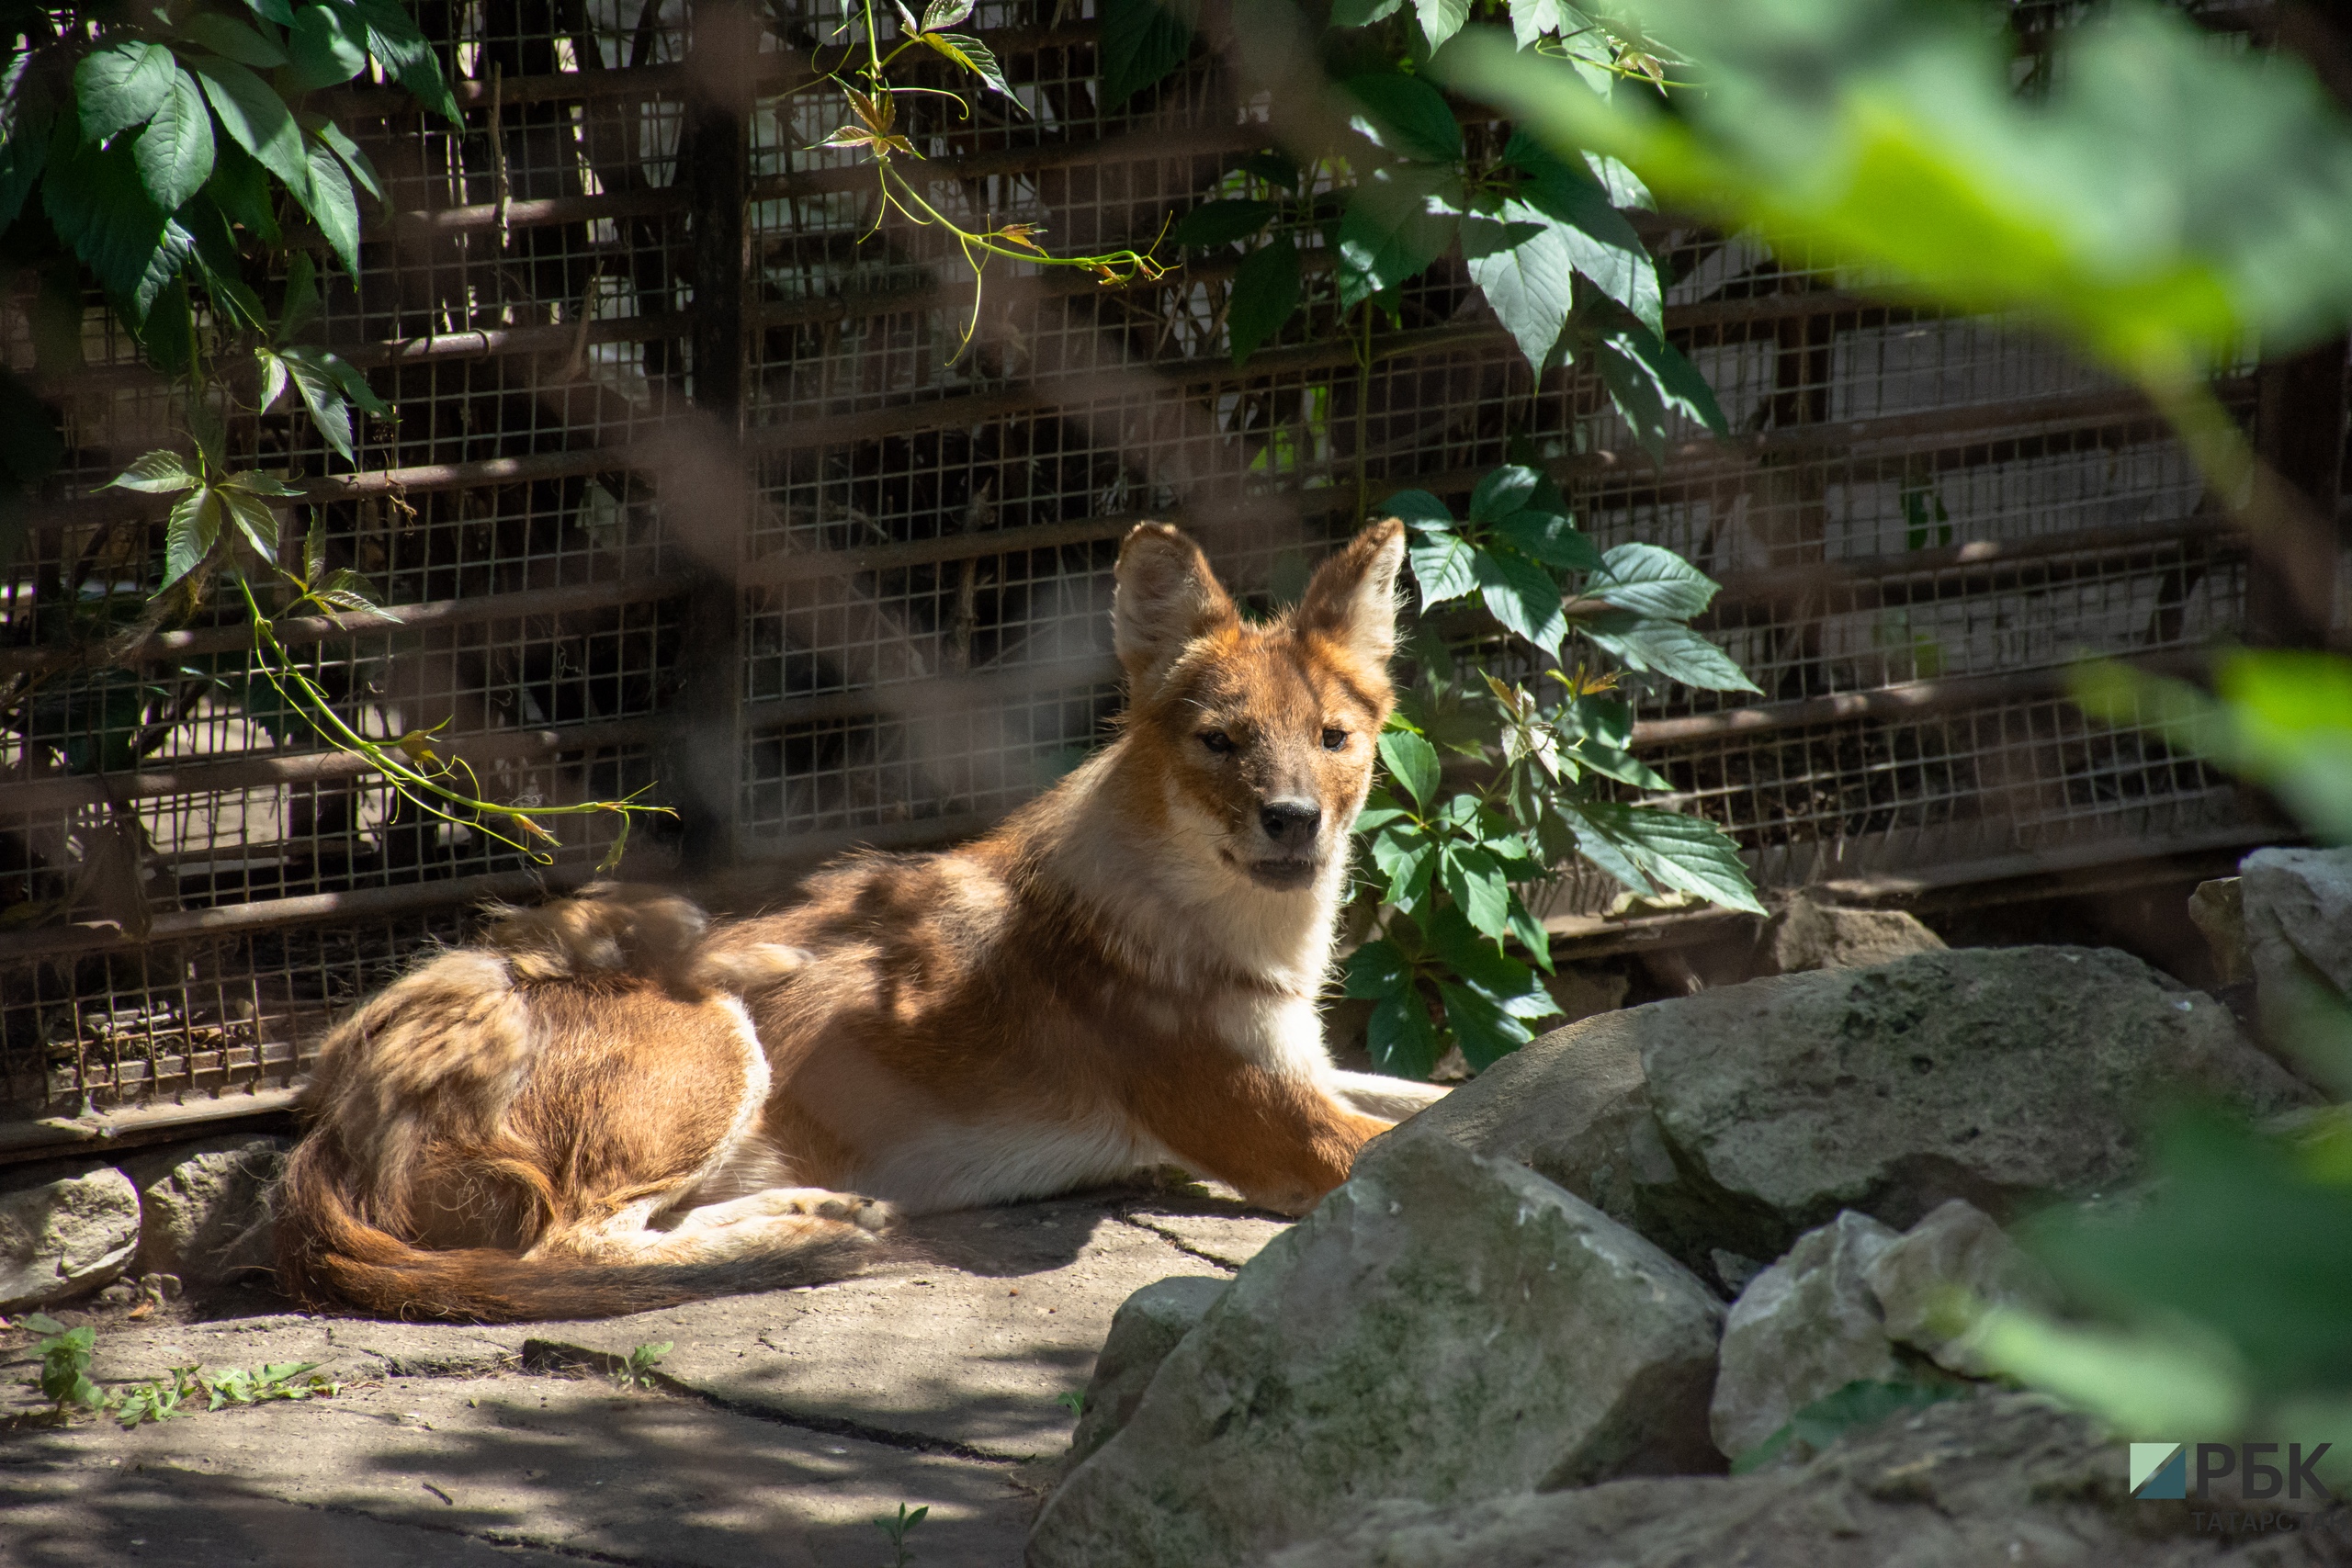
[0,0,2342,1147]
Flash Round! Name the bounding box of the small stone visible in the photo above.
[2188,877,2252,986]
[1066,1276,1227,1469]
[1863,1200,2058,1376]
[1710,1212,1903,1462]
[2240,846,2352,1064]
[1763,893,1945,975]
[0,1163,141,1313]
[122,1135,288,1285]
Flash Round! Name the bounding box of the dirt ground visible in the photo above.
[0,1178,1288,1568]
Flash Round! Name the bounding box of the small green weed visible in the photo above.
[873,1502,928,1566]
[17,1314,339,1427]
[613,1341,673,1391]
[1056,1390,1086,1417]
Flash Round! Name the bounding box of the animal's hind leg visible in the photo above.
[668,1187,896,1235]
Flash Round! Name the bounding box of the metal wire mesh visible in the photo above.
[0,0,2338,1128]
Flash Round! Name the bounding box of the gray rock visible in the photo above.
[2188,876,2252,985]
[1709,1211,1902,1461]
[1261,1391,2352,1568]
[1763,893,1945,975]
[2241,847,2352,1062]
[1026,1136,1724,1568]
[122,1135,288,1285]
[1364,1011,1672,1235]
[0,1163,141,1312]
[1635,946,2312,1264]
[1067,1276,1227,1468]
[1863,1199,2057,1376]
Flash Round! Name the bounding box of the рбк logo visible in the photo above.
[2132,1443,2334,1502]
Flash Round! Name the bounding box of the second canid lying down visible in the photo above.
[274,517,1448,1321]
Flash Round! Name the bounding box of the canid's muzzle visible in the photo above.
[1246,794,1326,890]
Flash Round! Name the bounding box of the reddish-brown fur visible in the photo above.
[275,520,1446,1321]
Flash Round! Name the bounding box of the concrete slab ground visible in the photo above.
[0,1179,1288,1568]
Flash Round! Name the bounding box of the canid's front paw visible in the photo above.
[748,1187,896,1232]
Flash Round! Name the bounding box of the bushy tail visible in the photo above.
[271,1142,875,1324]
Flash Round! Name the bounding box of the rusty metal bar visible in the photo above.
[1626,651,2210,750]
[0,575,693,678]
[0,866,596,964]
[0,716,673,817]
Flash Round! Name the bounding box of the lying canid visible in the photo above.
[274,518,1446,1321]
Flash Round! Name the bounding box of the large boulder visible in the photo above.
[1262,1392,2352,1568]
[1708,1211,1902,1461]
[1634,946,2312,1265]
[121,1135,287,1285]
[1366,1010,1669,1235]
[1026,1136,1724,1568]
[0,1163,141,1313]
[1066,1275,1227,1469]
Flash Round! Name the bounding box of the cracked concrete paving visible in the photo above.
[0,1183,1289,1568]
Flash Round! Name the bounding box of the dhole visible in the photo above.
[274,519,1445,1321]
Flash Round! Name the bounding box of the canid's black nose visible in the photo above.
[1260,800,1322,848]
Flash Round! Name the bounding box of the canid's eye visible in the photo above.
[1199,730,1236,755]
[1321,728,1348,750]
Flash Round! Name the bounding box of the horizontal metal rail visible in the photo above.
[737,654,1120,731]
[0,575,694,679]
[0,716,672,818]
[1626,651,2209,749]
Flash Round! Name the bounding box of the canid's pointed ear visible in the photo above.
[1114,523,1237,696]
[1296,518,1406,671]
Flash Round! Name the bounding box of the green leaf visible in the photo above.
[309,117,383,202]
[1733,1381,1962,1476]
[283,348,353,457]
[1508,0,1569,49]
[1378,727,1442,807]
[43,136,182,315]
[185,12,291,67]
[1437,843,1514,944]
[133,69,218,218]
[1468,465,1542,524]
[255,347,289,412]
[162,488,224,590]
[288,2,372,88]
[303,135,360,276]
[76,41,177,144]
[348,0,461,121]
[224,468,304,497]
[1462,196,1575,369]
[1378,488,1455,527]
[105,450,200,493]
[1329,0,1403,24]
[1342,936,1415,999]
[1437,980,1533,1070]
[1099,0,1198,107]
[246,0,298,25]
[1367,990,1442,1078]
[1412,0,1472,53]
[220,489,281,562]
[1404,524,1478,606]
[321,350,391,415]
[1474,546,1568,653]
[1579,613,1757,693]
[922,32,1026,111]
[1508,131,1663,334]
[1343,73,1463,164]
[0,98,57,232]
[1492,508,1600,572]
[1336,164,1462,310]
[1595,317,1726,458]
[1372,828,1439,913]
[1590,541,1720,619]
[188,55,310,198]
[1172,197,1277,250]
[1565,800,1764,914]
[1227,236,1301,366]
[278,249,322,341]
[206,140,280,238]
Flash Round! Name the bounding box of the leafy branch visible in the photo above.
[1344,466,1762,1077]
[812,0,1168,359]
